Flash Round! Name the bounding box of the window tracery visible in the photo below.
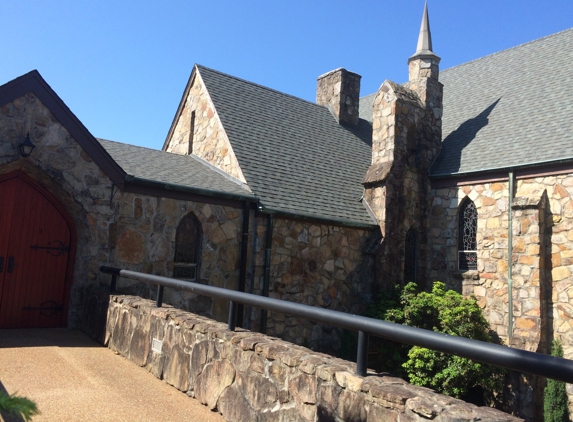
[173,211,202,281]
[458,198,477,271]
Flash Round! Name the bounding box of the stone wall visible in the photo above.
[428,175,573,419]
[362,76,442,286]
[164,68,246,183]
[428,176,573,352]
[113,194,244,322]
[0,93,116,327]
[245,216,377,351]
[0,92,248,326]
[104,294,522,422]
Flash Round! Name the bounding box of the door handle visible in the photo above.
[0,257,3,272]
[7,257,15,273]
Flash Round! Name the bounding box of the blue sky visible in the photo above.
[3,1,572,149]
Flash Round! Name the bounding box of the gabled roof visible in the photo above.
[197,65,376,227]
[0,70,255,206]
[99,139,255,201]
[431,28,573,177]
[0,70,125,185]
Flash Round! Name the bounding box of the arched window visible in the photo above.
[173,212,202,281]
[404,228,417,283]
[458,198,477,271]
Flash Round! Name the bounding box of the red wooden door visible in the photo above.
[0,173,74,328]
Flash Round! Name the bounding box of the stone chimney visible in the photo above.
[316,68,361,126]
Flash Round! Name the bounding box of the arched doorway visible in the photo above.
[0,171,75,328]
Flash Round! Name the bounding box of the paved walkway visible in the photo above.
[0,329,224,422]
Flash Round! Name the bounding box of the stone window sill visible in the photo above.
[450,270,480,281]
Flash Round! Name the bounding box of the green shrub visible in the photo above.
[367,282,505,401]
[0,391,39,421]
[544,339,569,422]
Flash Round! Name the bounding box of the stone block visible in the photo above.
[237,371,278,411]
[218,385,256,422]
[289,373,318,405]
[163,343,190,392]
[194,360,236,410]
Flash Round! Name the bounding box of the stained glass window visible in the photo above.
[173,212,202,281]
[404,228,417,283]
[458,199,477,270]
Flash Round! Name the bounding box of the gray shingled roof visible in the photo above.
[197,65,375,226]
[359,28,573,178]
[98,139,255,199]
[433,28,573,176]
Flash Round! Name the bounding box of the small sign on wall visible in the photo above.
[152,338,163,354]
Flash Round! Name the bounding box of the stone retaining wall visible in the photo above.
[105,294,522,422]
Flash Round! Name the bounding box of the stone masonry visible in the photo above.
[316,68,361,126]
[247,217,377,351]
[105,294,523,422]
[428,175,573,418]
[0,92,246,325]
[165,68,247,184]
[362,44,443,287]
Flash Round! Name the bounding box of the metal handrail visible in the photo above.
[100,266,573,382]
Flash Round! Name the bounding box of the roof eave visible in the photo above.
[430,157,573,180]
[259,206,377,230]
[124,174,257,204]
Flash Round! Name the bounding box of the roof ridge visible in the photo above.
[441,27,573,75]
[196,64,327,110]
[97,138,163,153]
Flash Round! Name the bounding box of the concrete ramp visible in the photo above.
[0,329,223,422]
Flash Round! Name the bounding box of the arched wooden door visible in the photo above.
[0,172,75,328]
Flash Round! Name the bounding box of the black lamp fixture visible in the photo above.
[19,132,35,158]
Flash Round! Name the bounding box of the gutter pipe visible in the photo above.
[431,157,573,180]
[508,171,514,342]
[236,201,250,327]
[260,214,273,333]
[259,207,375,230]
[124,174,258,203]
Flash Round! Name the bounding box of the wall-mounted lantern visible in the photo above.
[19,132,35,158]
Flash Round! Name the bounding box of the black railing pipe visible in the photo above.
[356,331,368,377]
[228,301,237,331]
[100,266,573,383]
[156,285,164,308]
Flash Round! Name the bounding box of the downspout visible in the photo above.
[244,207,258,331]
[508,171,514,343]
[260,213,273,334]
[236,201,250,328]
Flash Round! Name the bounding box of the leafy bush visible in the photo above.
[0,391,39,421]
[367,282,505,401]
[544,339,569,422]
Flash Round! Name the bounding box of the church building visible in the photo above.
[0,5,572,413]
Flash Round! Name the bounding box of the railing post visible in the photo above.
[110,274,117,292]
[228,300,237,331]
[356,330,368,377]
[156,285,164,308]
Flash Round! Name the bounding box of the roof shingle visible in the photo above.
[197,65,375,226]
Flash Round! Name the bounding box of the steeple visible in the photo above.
[408,2,440,81]
[409,2,440,61]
